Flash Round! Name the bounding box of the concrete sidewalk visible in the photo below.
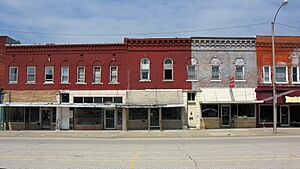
[0,128,300,138]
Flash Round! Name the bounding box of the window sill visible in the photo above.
[139,80,151,82]
[8,82,18,84]
[186,79,198,82]
[43,82,54,84]
[187,101,196,104]
[163,80,174,82]
[92,82,103,85]
[292,82,300,84]
[275,82,288,84]
[210,80,221,82]
[234,80,246,82]
[76,82,87,84]
[263,82,272,84]
[61,82,70,84]
[108,82,120,84]
[26,82,36,85]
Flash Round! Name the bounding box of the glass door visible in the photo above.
[41,109,52,129]
[221,105,231,127]
[280,105,290,126]
[150,108,159,128]
[105,109,116,129]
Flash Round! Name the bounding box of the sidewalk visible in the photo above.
[1,128,300,139]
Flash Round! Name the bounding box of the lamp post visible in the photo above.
[272,0,288,133]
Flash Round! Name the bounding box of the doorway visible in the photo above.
[41,109,52,129]
[221,105,231,127]
[104,109,116,129]
[150,108,160,129]
[280,105,290,126]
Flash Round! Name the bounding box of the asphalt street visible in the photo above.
[0,136,299,169]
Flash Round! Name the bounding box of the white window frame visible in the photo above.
[211,65,220,81]
[26,66,36,83]
[109,66,118,84]
[140,58,150,81]
[77,66,85,83]
[187,65,196,81]
[93,66,102,84]
[263,66,271,83]
[61,66,69,84]
[44,66,54,83]
[187,92,196,102]
[275,66,288,84]
[163,58,173,81]
[291,67,300,84]
[235,65,244,80]
[9,66,18,84]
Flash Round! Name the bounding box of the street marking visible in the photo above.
[129,150,141,169]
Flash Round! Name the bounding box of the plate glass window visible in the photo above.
[9,66,18,83]
[275,67,287,82]
[164,58,173,80]
[77,66,85,83]
[93,66,101,83]
[140,58,150,80]
[110,66,118,83]
[45,66,54,83]
[61,66,69,83]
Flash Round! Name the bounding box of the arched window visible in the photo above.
[210,58,221,80]
[235,58,245,80]
[140,58,150,81]
[164,58,173,80]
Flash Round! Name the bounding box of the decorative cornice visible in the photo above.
[256,42,300,49]
[192,37,256,50]
[125,38,191,48]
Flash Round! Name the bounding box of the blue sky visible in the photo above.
[0,0,299,44]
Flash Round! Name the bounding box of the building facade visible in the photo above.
[256,36,300,127]
[190,37,260,129]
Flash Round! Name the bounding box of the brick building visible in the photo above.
[256,36,300,127]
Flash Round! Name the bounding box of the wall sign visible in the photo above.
[285,96,300,103]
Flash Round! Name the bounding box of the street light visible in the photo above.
[272,0,288,133]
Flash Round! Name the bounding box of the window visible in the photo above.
[290,106,300,123]
[8,107,24,122]
[201,104,218,118]
[52,108,56,123]
[162,108,181,120]
[77,66,85,83]
[237,104,255,117]
[187,65,196,80]
[164,58,173,80]
[275,67,287,83]
[103,97,113,103]
[30,107,40,122]
[27,66,36,83]
[140,58,150,80]
[259,105,273,123]
[188,92,196,102]
[263,66,271,83]
[114,97,123,103]
[61,66,69,83]
[93,66,101,83]
[94,97,103,103]
[117,109,122,125]
[61,93,70,103]
[212,66,220,80]
[74,97,84,103]
[235,66,244,80]
[9,66,18,83]
[110,66,118,83]
[129,109,148,120]
[292,67,300,83]
[74,108,102,125]
[45,66,54,83]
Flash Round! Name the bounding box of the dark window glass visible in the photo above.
[94,97,103,103]
[260,105,273,123]
[290,106,300,123]
[103,97,113,103]
[231,104,237,117]
[74,108,102,125]
[61,93,69,103]
[8,107,24,122]
[84,97,93,103]
[74,97,83,103]
[162,108,181,120]
[188,93,196,101]
[238,104,255,117]
[114,97,123,103]
[129,109,148,120]
[202,104,218,117]
[164,70,172,80]
[52,108,56,123]
[117,109,122,125]
[30,107,40,122]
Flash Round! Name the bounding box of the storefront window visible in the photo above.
[117,109,122,125]
[202,105,218,118]
[238,104,255,117]
[290,106,300,123]
[129,109,148,120]
[231,104,237,117]
[8,107,24,122]
[260,105,273,123]
[162,108,181,120]
[52,108,56,123]
[30,107,40,122]
[75,108,102,125]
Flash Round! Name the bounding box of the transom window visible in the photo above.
[275,67,287,83]
[263,66,271,83]
[77,66,85,83]
[140,58,150,81]
[45,66,54,83]
[27,66,36,83]
[110,66,118,83]
[9,66,18,83]
[61,66,69,83]
[93,66,101,83]
[164,58,173,80]
[292,67,300,83]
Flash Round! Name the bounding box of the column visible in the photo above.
[159,107,162,131]
[122,108,127,131]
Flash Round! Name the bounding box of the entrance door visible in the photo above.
[105,109,116,129]
[280,105,290,126]
[41,109,52,129]
[150,108,159,128]
[221,105,231,127]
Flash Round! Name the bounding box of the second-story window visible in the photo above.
[276,66,287,83]
[164,58,173,80]
[212,65,220,80]
[27,66,36,83]
[235,58,245,80]
[110,66,118,83]
[93,66,101,83]
[77,66,85,83]
[45,66,54,83]
[187,65,196,80]
[263,66,271,83]
[292,67,300,83]
[9,66,18,83]
[140,58,150,81]
[61,66,69,84]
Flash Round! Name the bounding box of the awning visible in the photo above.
[0,102,119,108]
[199,88,263,104]
[121,104,185,108]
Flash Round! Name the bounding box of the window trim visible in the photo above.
[44,66,54,84]
[275,66,288,84]
[61,66,69,84]
[26,66,36,84]
[109,66,119,84]
[291,67,300,84]
[163,58,173,81]
[140,58,150,81]
[235,65,244,80]
[93,66,102,84]
[263,66,271,84]
[9,66,18,84]
[187,65,196,81]
[76,66,85,84]
[211,65,220,80]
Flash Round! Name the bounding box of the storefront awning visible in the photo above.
[0,102,119,108]
[199,88,263,104]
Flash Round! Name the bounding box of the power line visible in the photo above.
[276,23,300,30]
[0,22,269,37]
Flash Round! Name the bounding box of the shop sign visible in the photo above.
[285,96,300,103]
